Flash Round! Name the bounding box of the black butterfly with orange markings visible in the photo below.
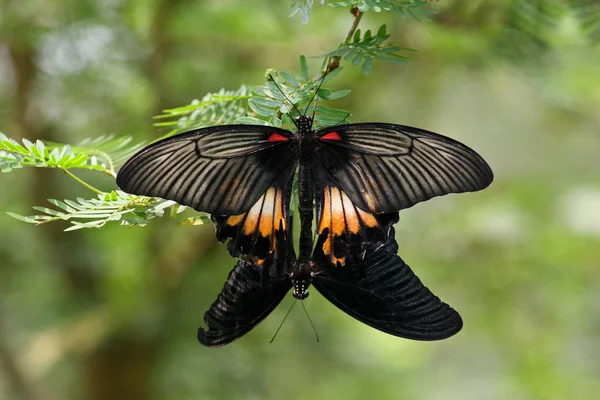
[116,115,493,266]
[116,85,493,345]
[198,221,463,347]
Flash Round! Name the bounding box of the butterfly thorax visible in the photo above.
[295,115,313,135]
[296,115,315,161]
[290,260,313,300]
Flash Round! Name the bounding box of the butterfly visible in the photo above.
[116,112,493,265]
[198,220,463,347]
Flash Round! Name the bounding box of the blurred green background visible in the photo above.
[1,1,599,399]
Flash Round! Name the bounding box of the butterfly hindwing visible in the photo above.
[198,256,292,347]
[314,165,399,266]
[212,164,295,263]
[117,125,297,216]
[313,123,493,213]
[312,226,463,340]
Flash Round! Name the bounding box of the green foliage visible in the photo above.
[7,190,204,231]
[289,0,326,24]
[154,87,250,138]
[499,1,600,59]
[290,0,436,22]
[244,61,351,128]
[156,57,351,132]
[577,1,600,39]
[328,0,435,21]
[319,25,414,73]
[0,133,143,177]
[1,1,425,230]
[1,58,351,230]
[3,2,600,400]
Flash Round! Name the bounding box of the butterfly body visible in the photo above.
[289,260,312,300]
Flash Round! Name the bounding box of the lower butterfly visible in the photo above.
[198,218,463,347]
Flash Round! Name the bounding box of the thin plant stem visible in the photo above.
[60,168,103,195]
[324,7,364,75]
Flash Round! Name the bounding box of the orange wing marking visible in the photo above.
[319,186,380,266]
[222,187,286,263]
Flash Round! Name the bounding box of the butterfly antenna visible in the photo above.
[333,110,352,127]
[301,300,320,343]
[270,298,297,344]
[307,75,327,122]
[268,73,303,127]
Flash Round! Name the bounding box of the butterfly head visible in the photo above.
[291,260,313,300]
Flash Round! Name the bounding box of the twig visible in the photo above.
[60,168,104,195]
[324,7,364,75]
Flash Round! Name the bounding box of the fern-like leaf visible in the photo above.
[154,87,251,138]
[7,190,206,231]
[328,0,435,21]
[289,0,327,24]
[0,133,143,177]
[317,24,414,73]
[246,61,351,129]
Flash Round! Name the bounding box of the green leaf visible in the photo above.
[316,23,413,74]
[343,48,357,61]
[321,67,344,83]
[256,83,285,101]
[154,86,250,135]
[289,0,316,24]
[6,212,38,224]
[329,0,434,20]
[300,55,309,81]
[315,105,350,118]
[32,206,63,217]
[343,48,357,62]
[235,116,269,125]
[64,220,106,232]
[1,134,141,176]
[8,191,203,230]
[279,71,301,88]
[248,96,278,117]
[249,96,283,108]
[362,57,374,74]
[317,88,352,103]
[301,6,310,24]
[48,199,77,213]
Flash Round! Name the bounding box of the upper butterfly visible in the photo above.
[116,116,493,264]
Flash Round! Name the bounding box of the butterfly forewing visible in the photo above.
[311,226,463,340]
[212,163,295,263]
[117,125,298,261]
[117,125,297,216]
[313,123,494,213]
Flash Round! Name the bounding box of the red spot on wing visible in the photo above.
[320,131,341,141]
[268,133,289,142]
